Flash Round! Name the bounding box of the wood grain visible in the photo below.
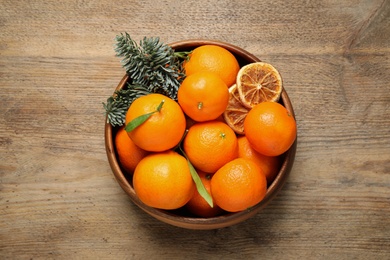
[1,0,389,258]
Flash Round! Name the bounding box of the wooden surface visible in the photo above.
[1,0,389,258]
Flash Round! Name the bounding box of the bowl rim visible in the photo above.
[105,39,297,230]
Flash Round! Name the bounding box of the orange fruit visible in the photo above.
[237,136,281,184]
[185,171,224,217]
[244,101,297,156]
[183,45,240,87]
[125,93,186,152]
[223,84,250,135]
[178,71,229,122]
[133,151,195,210]
[237,62,283,109]
[211,158,267,212]
[115,126,149,173]
[183,120,238,173]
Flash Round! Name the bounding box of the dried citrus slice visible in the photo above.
[223,84,250,135]
[237,62,283,109]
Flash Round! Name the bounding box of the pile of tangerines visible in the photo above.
[115,45,297,217]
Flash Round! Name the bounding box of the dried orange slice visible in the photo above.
[236,62,283,109]
[223,84,250,135]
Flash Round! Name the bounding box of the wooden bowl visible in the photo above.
[105,40,297,230]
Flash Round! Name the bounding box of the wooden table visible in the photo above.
[1,0,389,258]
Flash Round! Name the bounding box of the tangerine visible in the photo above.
[237,136,281,185]
[133,151,195,210]
[178,71,229,122]
[125,93,186,152]
[211,158,267,212]
[183,120,238,173]
[244,101,297,156]
[185,171,223,218]
[183,45,240,87]
[115,126,149,173]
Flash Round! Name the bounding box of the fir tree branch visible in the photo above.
[104,33,189,127]
[114,33,186,101]
[103,84,150,127]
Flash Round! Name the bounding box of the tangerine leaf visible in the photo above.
[180,147,213,208]
[187,160,213,208]
[124,100,164,132]
[125,112,154,132]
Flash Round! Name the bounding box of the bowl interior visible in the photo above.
[105,40,297,230]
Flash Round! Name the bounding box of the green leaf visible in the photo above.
[187,159,214,208]
[124,111,155,132]
[125,100,164,132]
[180,146,213,208]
